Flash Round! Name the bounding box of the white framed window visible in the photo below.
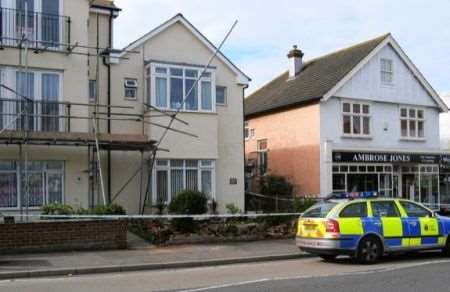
[400,107,425,139]
[216,86,227,105]
[0,160,64,210]
[380,58,393,84]
[153,159,215,204]
[244,121,249,140]
[342,101,371,137]
[89,80,97,103]
[257,139,268,175]
[0,67,63,132]
[148,63,216,113]
[124,78,138,100]
[1,0,65,50]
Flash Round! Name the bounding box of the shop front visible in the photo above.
[332,151,450,208]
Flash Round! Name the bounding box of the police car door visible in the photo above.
[398,200,440,248]
[370,201,403,250]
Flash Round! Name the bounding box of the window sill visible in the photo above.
[399,137,426,142]
[145,107,217,115]
[124,97,138,101]
[341,135,372,140]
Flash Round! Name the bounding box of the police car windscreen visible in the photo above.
[302,202,338,218]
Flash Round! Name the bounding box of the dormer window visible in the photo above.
[380,58,393,84]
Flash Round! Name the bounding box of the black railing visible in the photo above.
[0,7,70,50]
[0,98,70,132]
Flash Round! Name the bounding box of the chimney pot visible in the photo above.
[287,45,304,78]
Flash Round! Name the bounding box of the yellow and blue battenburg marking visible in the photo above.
[313,198,450,251]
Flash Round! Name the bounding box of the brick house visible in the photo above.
[245,34,450,208]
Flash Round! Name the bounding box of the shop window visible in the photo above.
[332,173,346,193]
[400,107,424,139]
[342,101,371,137]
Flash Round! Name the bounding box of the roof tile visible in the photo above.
[245,34,389,117]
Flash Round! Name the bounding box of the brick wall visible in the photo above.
[0,219,127,253]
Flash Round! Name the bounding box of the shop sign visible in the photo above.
[333,151,441,164]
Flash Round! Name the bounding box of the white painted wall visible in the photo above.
[335,44,437,107]
[440,93,450,149]
[110,21,246,213]
[319,42,442,195]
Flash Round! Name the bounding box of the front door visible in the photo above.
[402,174,418,201]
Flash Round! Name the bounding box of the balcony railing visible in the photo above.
[0,7,70,51]
[0,98,71,133]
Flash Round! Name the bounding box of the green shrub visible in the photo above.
[225,203,241,214]
[92,203,126,215]
[41,203,74,215]
[41,203,126,216]
[168,190,208,233]
[261,175,293,197]
[293,197,316,213]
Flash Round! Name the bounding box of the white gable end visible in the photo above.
[335,43,439,108]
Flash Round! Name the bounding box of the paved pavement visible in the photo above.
[0,251,448,291]
[0,237,304,279]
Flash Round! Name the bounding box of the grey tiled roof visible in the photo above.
[245,34,389,117]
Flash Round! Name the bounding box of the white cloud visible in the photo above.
[113,0,450,94]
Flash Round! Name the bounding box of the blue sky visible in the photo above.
[114,0,450,95]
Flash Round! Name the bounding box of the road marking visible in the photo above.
[179,259,450,292]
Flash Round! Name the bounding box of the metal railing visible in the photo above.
[0,98,70,132]
[0,7,70,50]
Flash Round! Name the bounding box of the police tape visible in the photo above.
[246,192,320,202]
[4,212,304,220]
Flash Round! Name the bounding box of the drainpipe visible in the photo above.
[106,10,113,203]
[242,84,249,211]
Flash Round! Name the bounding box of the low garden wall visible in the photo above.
[0,219,127,254]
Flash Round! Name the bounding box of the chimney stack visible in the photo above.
[287,45,304,79]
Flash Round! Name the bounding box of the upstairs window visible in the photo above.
[400,107,424,139]
[216,86,227,105]
[244,122,249,140]
[148,63,215,112]
[380,58,393,84]
[257,139,268,175]
[342,101,371,137]
[124,78,138,100]
[89,80,97,103]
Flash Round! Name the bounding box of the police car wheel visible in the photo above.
[319,254,337,262]
[357,237,382,264]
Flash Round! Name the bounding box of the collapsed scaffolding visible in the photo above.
[0,4,238,216]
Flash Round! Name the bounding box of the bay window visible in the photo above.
[400,107,424,139]
[342,101,371,137]
[153,159,215,203]
[0,160,64,209]
[148,63,216,112]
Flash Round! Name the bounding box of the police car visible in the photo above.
[296,194,450,264]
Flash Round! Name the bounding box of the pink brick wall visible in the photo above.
[246,103,321,196]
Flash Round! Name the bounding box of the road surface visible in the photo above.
[1,252,449,291]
